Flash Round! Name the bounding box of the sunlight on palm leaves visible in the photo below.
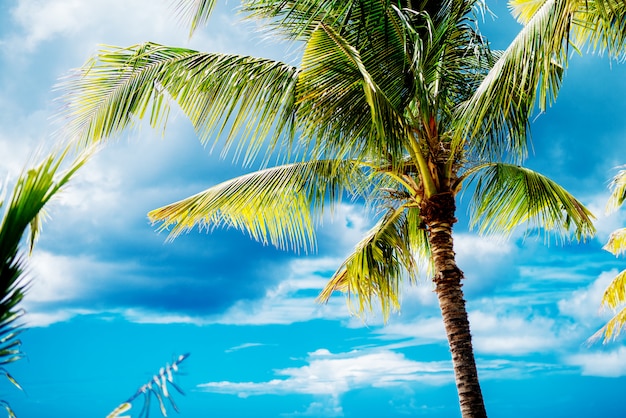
[510,0,626,57]
[0,147,88,417]
[466,163,595,242]
[148,160,369,253]
[106,353,190,418]
[318,206,432,317]
[606,166,626,214]
[591,168,626,342]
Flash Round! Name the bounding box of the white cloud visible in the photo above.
[452,233,517,295]
[317,203,372,255]
[469,310,561,355]
[372,316,446,347]
[9,0,184,52]
[197,347,561,404]
[23,309,81,327]
[11,0,88,50]
[28,251,100,303]
[558,270,616,328]
[567,346,626,377]
[285,398,344,417]
[216,282,348,326]
[225,343,266,353]
[7,0,292,63]
[197,348,453,398]
[455,233,513,263]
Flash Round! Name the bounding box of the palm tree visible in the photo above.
[0,148,87,417]
[57,1,604,416]
[591,167,626,342]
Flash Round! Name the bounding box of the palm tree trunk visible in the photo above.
[422,192,487,418]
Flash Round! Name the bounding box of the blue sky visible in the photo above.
[2,1,626,417]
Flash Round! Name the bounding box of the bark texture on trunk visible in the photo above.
[421,192,487,418]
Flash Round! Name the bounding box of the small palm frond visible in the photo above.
[458,0,574,161]
[590,304,626,343]
[0,148,88,255]
[318,206,429,320]
[241,0,383,41]
[58,43,299,165]
[508,0,551,23]
[171,0,218,37]
[107,353,190,418]
[572,0,626,58]
[606,167,626,214]
[466,163,596,241]
[604,228,626,256]
[601,269,626,311]
[148,160,368,253]
[512,0,626,59]
[0,401,16,418]
[0,147,89,415]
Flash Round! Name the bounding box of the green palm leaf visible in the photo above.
[466,163,595,241]
[606,167,626,213]
[511,0,626,58]
[591,306,626,343]
[59,43,299,165]
[457,0,574,161]
[241,0,393,41]
[601,269,626,310]
[0,147,89,412]
[593,165,626,343]
[318,206,430,319]
[172,0,218,37]
[148,160,368,252]
[604,228,626,256]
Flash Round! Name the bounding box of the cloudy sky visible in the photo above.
[2,1,626,417]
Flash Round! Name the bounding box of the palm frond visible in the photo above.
[604,228,626,256]
[0,147,89,414]
[466,163,596,241]
[107,353,190,418]
[318,206,430,320]
[0,401,16,418]
[508,0,550,24]
[171,0,218,37]
[590,305,626,343]
[148,160,369,252]
[601,269,626,311]
[241,0,383,41]
[0,148,89,255]
[457,0,574,161]
[573,0,626,58]
[58,43,299,165]
[606,167,626,214]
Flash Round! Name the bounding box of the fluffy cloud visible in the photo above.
[567,346,626,377]
[450,233,517,296]
[198,347,560,402]
[558,270,616,329]
[9,0,183,52]
[198,348,453,399]
[6,0,294,65]
[469,310,561,356]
